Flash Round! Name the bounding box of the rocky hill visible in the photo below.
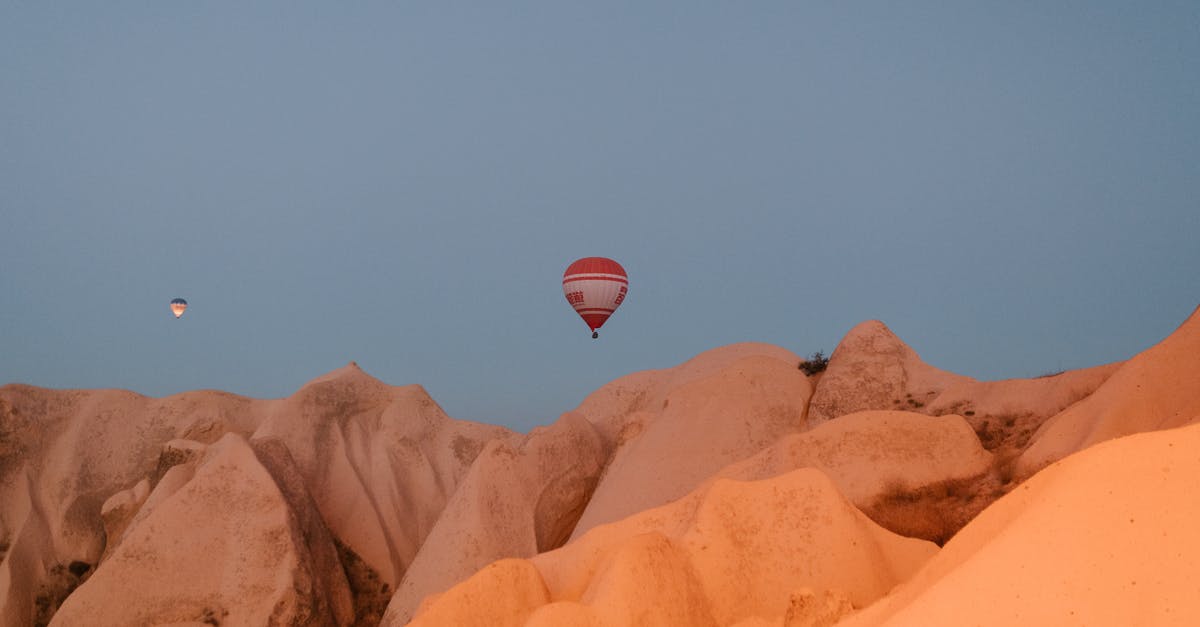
[3,308,1198,626]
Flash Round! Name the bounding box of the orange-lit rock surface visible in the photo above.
[841,421,1200,627]
[409,468,937,627]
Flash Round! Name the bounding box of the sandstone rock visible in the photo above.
[98,477,150,562]
[1017,306,1200,476]
[406,559,550,627]
[571,343,803,446]
[841,421,1200,627]
[807,321,974,425]
[783,588,856,627]
[5,318,1190,627]
[718,410,992,506]
[0,468,56,627]
[250,362,512,602]
[0,386,262,627]
[925,362,1120,425]
[411,468,937,626]
[524,602,606,627]
[49,433,354,626]
[0,362,509,626]
[382,412,608,625]
[922,361,1120,456]
[569,532,718,627]
[569,353,812,541]
[251,437,357,625]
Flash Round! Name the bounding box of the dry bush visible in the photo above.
[798,351,829,376]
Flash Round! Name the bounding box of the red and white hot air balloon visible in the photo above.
[562,257,628,339]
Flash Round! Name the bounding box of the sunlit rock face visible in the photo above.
[840,421,1200,627]
[408,467,937,627]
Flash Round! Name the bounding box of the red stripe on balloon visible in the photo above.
[562,275,628,285]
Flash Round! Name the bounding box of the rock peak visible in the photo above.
[836,320,912,358]
[808,319,972,425]
[301,361,378,388]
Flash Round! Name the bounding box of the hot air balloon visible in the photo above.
[170,298,188,319]
[562,257,628,339]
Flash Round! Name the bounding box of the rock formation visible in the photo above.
[717,410,992,506]
[841,421,1200,627]
[383,412,608,625]
[1017,305,1200,475]
[3,307,1199,627]
[806,321,973,425]
[248,363,511,621]
[0,364,507,626]
[569,351,812,540]
[49,434,353,626]
[409,468,937,627]
[0,387,264,627]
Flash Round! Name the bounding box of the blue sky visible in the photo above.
[3,2,1197,432]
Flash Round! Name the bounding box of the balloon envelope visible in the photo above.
[562,257,628,334]
[169,298,188,319]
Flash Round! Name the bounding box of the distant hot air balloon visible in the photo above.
[562,257,628,339]
[170,298,188,319]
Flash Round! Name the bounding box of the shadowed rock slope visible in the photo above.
[0,387,264,627]
[49,433,353,626]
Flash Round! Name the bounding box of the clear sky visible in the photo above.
[3,2,1197,432]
